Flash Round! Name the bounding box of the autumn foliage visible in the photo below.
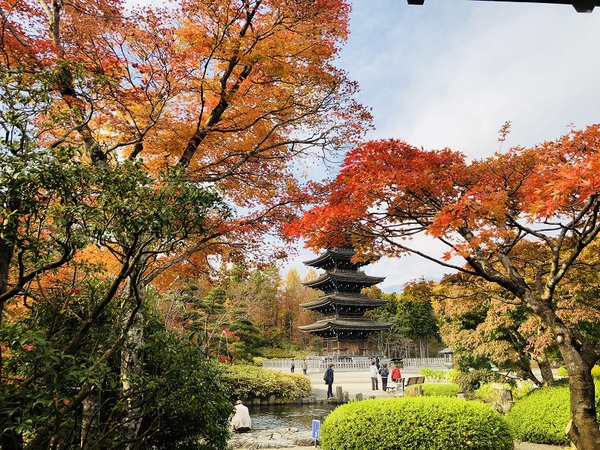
[1,0,369,272]
[0,0,367,448]
[287,124,600,450]
[287,125,600,258]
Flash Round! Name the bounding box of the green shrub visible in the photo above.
[220,364,311,401]
[252,356,267,366]
[455,369,502,396]
[506,380,600,446]
[422,383,461,397]
[473,382,531,404]
[556,366,568,377]
[445,368,459,383]
[505,383,571,445]
[592,365,600,378]
[141,327,232,450]
[321,397,514,450]
[475,383,500,403]
[512,381,534,400]
[257,347,296,359]
[419,368,446,382]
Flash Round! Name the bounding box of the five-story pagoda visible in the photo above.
[300,247,392,356]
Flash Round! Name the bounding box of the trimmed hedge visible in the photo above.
[406,383,461,397]
[219,364,311,401]
[505,380,600,446]
[321,396,514,450]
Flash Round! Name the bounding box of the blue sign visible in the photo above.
[311,419,321,440]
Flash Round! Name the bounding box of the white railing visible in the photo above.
[262,357,450,372]
[402,357,451,368]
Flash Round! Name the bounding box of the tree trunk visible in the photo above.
[536,352,555,386]
[559,341,600,450]
[522,289,600,450]
[0,234,21,449]
[419,337,426,359]
[80,386,102,449]
[119,265,150,450]
[120,307,144,449]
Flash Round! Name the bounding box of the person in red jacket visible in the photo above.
[391,364,402,394]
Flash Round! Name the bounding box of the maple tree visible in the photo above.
[0,0,367,448]
[0,0,367,309]
[287,124,600,450]
[434,272,557,386]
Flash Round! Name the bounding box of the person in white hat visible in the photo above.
[231,399,251,433]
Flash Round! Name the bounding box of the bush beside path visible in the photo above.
[229,368,568,450]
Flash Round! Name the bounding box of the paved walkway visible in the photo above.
[302,366,422,399]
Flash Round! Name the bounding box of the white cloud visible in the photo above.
[341,0,600,156]
[282,0,600,292]
[125,0,600,290]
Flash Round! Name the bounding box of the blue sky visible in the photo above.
[127,0,600,291]
[287,0,600,292]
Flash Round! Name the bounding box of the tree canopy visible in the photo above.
[0,0,366,448]
[287,124,600,449]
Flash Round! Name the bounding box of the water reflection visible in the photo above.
[248,403,337,430]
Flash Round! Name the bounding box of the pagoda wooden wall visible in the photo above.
[322,338,369,356]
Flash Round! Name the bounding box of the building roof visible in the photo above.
[407,0,597,13]
[303,270,385,291]
[303,247,371,269]
[299,318,392,333]
[301,293,388,310]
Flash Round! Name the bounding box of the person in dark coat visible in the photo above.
[323,364,335,398]
[379,362,390,391]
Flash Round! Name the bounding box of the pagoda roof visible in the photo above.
[303,247,363,268]
[303,270,385,290]
[301,293,387,310]
[299,318,392,333]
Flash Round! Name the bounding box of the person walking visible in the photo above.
[290,359,295,373]
[301,359,308,375]
[323,363,335,398]
[379,362,390,391]
[369,361,379,390]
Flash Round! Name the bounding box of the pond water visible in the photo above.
[248,403,337,430]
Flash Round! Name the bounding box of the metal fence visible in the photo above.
[263,356,451,372]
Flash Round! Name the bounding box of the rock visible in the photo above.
[228,427,313,449]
